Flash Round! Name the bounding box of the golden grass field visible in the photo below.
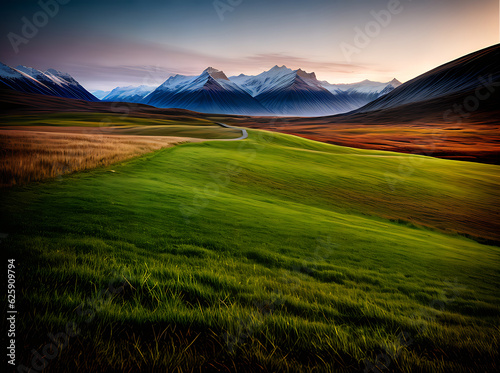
[0,128,199,187]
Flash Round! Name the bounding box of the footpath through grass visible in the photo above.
[1,129,499,372]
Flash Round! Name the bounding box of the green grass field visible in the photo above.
[0,113,242,139]
[2,128,499,372]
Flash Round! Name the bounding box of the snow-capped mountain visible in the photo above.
[355,44,500,113]
[230,65,357,116]
[229,65,295,97]
[321,79,401,94]
[144,67,271,115]
[16,65,98,101]
[1,61,404,116]
[320,78,401,110]
[0,63,97,101]
[101,85,155,103]
[91,90,111,100]
[0,63,54,96]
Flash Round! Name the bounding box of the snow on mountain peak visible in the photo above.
[157,68,236,95]
[203,67,229,80]
[44,69,78,86]
[14,65,78,86]
[45,68,73,79]
[228,65,323,97]
[15,65,45,78]
[91,90,111,100]
[102,85,156,102]
[109,85,155,93]
[1,62,97,101]
[0,62,23,78]
[160,74,194,90]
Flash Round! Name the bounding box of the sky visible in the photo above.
[0,0,498,90]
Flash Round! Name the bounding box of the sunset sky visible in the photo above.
[1,0,498,90]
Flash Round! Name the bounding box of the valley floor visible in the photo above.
[1,126,499,372]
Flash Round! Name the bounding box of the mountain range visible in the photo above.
[2,42,496,117]
[198,44,499,164]
[142,65,399,116]
[101,85,156,103]
[231,66,359,116]
[144,67,272,115]
[0,61,400,116]
[3,44,496,122]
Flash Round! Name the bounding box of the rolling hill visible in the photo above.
[2,128,499,372]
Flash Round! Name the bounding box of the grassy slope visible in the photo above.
[0,113,242,139]
[2,130,499,372]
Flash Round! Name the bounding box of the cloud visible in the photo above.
[242,53,375,74]
[65,64,179,90]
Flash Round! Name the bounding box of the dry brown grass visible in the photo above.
[0,129,199,187]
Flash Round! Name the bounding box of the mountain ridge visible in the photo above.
[0,63,97,101]
[353,43,500,113]
[144,67,271,115]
